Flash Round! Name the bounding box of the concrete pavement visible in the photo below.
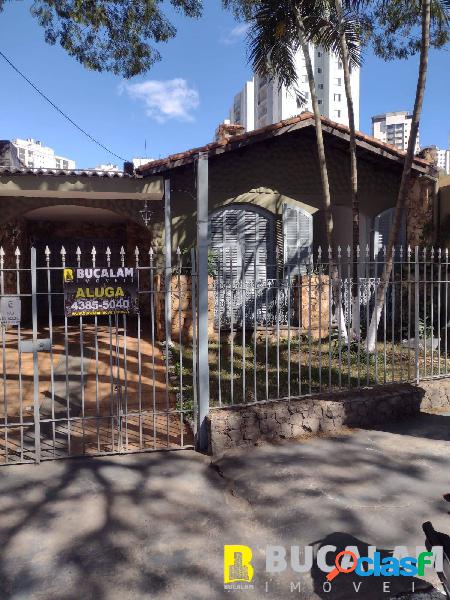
[0,410,450,599]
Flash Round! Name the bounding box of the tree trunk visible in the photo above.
[334,0,360,339]
[298,32,334,250]
[297,15,347,342]
[366,0,431,352]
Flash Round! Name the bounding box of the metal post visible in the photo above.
[31,247,41,463]
[415,246,420,383]
[164,178,172,348]
[196,152,210,451]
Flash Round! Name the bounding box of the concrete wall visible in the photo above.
[207,379,450,455]
[0,173,163,229]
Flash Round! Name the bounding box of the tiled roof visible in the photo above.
[137,112,433,176]
[0,166,136,178]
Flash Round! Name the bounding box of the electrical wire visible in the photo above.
[0,49,127,162]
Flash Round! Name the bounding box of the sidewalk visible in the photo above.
[0,410,449,599]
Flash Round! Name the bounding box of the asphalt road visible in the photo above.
[1,410,450,599]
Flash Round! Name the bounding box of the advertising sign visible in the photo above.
[0,296,21,326]
[63,267,139,317]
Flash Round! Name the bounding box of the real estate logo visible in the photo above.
[224,545,254,590]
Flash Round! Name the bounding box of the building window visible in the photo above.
[334,110,341,119]
[55,159,61,169]
[317,51,322,57]
[318,99,323,105]
[334,93,341,102]
[318,83,324,90]
[62,160,68,169]
[334,77,342,86]
[338,60,343,69]
[317,67,322,74]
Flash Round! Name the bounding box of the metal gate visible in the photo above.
[0,244,196,465]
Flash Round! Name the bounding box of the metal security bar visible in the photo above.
[0,245,196,465]
[201,246,450,407]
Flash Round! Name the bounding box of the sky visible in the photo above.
[0,1,449,169]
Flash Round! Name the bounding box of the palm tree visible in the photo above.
[248,2,335,252]
[366,0,449,351]
[247,0,362,340]
[302,0,367,337]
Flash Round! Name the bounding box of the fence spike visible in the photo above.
[91,246,97,256]
[365,244,369,258]
[15,247,21,256]
[76,246,81,256]
[120,246,125,255]
[176,246,181,256]
[431,246,435,259]
[149,246,154,257]
[45,246,51,258]
[423,247,427,259]
[105,246,111,256]
[407,244,412,259]
[60,246,66,256]
[356,244,360,258]
[438,247,442,260]
[337,245,341,259]
[135,246,139,256]
[317,245,322,260]
[446,248,449,262]
[0,247,4,257]
[399,245,403,259]
[382,245,386,257]
[347,245,351,258]
[328,245,332,260]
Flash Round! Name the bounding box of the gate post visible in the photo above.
[414,246,420,384]
[164,178,172,348]
[196,152,210,451]
[31,247,41,463]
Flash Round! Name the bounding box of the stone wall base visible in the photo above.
[207,379,450,456]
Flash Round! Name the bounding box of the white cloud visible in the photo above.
[120,78,199,123]
[220,23,250,45]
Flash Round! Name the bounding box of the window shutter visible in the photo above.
[209,209,241,279]
[283,204,313,275]
[373,208,406,259]
[209,206,275,280]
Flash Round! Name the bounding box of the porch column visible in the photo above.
[196,152,210,451]
[164,178,172,347]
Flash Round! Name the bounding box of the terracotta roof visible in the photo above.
[0,166,136,178]
[137,112,433,176]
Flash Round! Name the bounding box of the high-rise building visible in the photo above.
[371,112,420,153]
[229,80,255,132]
[436,148,450,174]
[229,44,360,132]
[9,138,75,170]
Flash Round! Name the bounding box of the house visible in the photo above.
[136,113,437,281]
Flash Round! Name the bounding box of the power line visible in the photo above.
[0,49,127,163]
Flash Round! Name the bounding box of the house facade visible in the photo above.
[137,113,437,279]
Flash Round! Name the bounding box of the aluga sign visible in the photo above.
[63,267,139,317]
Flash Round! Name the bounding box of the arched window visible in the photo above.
[373,207,406,259]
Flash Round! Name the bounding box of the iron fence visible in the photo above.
[0,244,196,465]
[201,246,450,407]
[1,242,449,464]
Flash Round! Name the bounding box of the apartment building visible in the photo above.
[229,44,360,132]
[10,138,75,170]
[371,112,420,153]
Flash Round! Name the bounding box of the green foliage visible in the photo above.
[2,0,202,77]
[224,0,364,95]
[368,0,450,60]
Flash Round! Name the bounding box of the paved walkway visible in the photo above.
[0,411,450,599]
[0,324,190,463]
